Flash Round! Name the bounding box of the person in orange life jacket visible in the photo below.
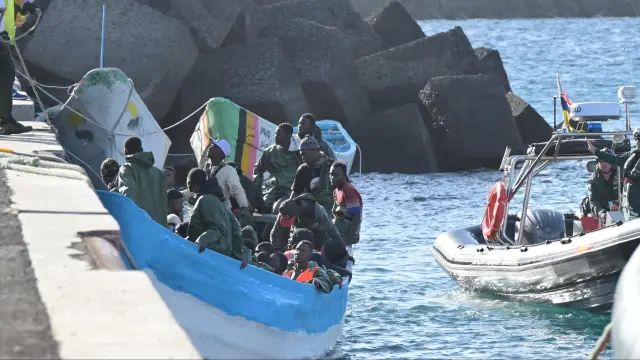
[270,193,342,252]
[0,0,38,135]
[282,240,333,292]
[284,227,325,267]
[330,162,362,245]
[203,139,254,227]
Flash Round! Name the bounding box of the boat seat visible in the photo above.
[517,209,566,245]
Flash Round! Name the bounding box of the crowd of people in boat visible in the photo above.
[584,129,640,224]
[99,113,362,293]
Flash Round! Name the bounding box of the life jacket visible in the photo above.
[283,265,318,283]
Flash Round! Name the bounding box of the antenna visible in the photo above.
[100,5,106,68]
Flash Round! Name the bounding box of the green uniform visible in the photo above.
[595,149,640,219]
[254,144,301,212]
[188,193,245,260]
[270,202,342,252]
[283,260,334,293]
[291,155,334,213]
[116,151,167,226]
[588,169,618,215]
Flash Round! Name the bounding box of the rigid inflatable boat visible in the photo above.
[99,191,350,359]
[433,86,640,309]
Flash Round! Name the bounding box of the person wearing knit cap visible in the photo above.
[291,135,335,213]
[204,138,254,227]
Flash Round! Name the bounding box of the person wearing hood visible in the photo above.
[291,134,335,212]
[254,123,302,213]
[116,137,167,226]
[203,139,254,226]
[270,193,342,252]
[186,168,249,268]
[297,113,335,160]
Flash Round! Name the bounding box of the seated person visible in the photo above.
[256,241,274,255]
[254,251,274,272]
[227,161,267,213]
[241,225,259,253]
[254,123,301,213]
[270,193,342,252]
[284,228,324,267]
[167,189,184,221]
[291,135,334,213]
[282,240,334,293]
[100,158,120,191]
[330,162,363,245]
[589,160,619,218]
[186,168,248,267]
[163,166,177,189]
[270,252,288,275]
[167,213,181,232]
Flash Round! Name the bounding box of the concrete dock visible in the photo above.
[0,122,200,358]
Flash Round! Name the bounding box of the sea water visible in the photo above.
[331,17,640,359]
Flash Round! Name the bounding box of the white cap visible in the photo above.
[167,214,181,229]
[212,139,231,157]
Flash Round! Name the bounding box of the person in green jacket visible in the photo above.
[588,134,640,220]
[186,168,248,267]
[254,123,302,213]
[588,160,619,217]
[291,135,334,213]
[116,137,167,226]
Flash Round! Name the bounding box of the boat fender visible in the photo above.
[481,182,508,241]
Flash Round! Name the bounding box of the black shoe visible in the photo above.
[0,121,33,135]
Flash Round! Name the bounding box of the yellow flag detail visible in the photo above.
[5,0,15,45]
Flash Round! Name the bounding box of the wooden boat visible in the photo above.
[98,190,350,359]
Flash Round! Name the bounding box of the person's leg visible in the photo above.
[0,43,31,135]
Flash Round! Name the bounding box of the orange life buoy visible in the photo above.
[481,182,508,240]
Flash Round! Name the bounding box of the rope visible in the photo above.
[161,101,207,131]
[0,151,92,185]
[589,322,612,360]
[63,148,107,187]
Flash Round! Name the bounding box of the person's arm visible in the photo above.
[593,148,629,167]
[223,166,250,209]
[229,213,249,267]
[344,186,363,242]
[291,164,311,198]
[117,166,136,198]
[311,267,333,293]
[270,214,290,252]
[253,149,271,189]
[317,205,343,243]
[589,180,607,215]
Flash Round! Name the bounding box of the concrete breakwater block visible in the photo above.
[23,0,199,121]
[367,1,425,51]
[356,26,481,112]
[179,38,308,126]
[258,18,372,129]
[475,47,511,93]
[356,103,438,173]
[419,75,524,171]
[260,0,382,58]
[507,92,552,146]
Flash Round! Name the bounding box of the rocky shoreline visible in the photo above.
[25,0,552,173]
[352,0,640,19]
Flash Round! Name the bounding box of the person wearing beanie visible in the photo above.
[203,138,254,227]
[100,158,120,191]
[291,134,335,213]
[116,137,168,226]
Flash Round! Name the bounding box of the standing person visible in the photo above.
[0,0,38,135]
[330,162,363,246]
[291,135,334,212]
[116,137,167,226]
[167,189,184,221]
[163,166,177,189]
[297,113,335,160]
[186,168,248,268]
[588,133,640,220]
[203,139,254,226]
[254,123,302,213]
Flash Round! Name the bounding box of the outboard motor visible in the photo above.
[518,209,566,245]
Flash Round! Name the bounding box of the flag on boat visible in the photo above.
[557,74,575,130]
